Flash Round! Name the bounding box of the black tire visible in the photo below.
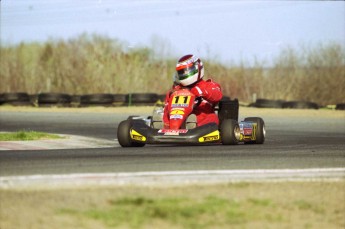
[157,94,166,102]
[117,120,145,147]
[335,103,345,110]
[1,92,32,106]
[71,95,81,103]
[113,94,126,102]
[2,92,30,102]
[126,93,159,106]
[244,117,265,144]
[113,94,126,107]
[38,93,71,106]
[218,99,239,125]
[80,94,114,106]
[0,93,4,105]
[68,95,81,107]
[254,99,284,108]
[282,101,318,109]
[220,119,240,145]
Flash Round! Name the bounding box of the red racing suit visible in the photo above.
[163,79,223,128]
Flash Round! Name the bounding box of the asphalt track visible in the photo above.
[0,108,344,179]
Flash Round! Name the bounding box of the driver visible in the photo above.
[163,54,223,129]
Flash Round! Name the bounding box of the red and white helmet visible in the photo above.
[175,54,204,86]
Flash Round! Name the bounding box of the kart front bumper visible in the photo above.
[129,120,220,144]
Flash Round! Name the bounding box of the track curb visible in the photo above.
[0,134,116,151]
[1,168,344,189]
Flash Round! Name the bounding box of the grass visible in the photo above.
[0,181,344,229]
[0,130,62,141]
[77,196,249,228]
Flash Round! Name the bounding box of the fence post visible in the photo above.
[252,93,257,103]
[128,93,132,107]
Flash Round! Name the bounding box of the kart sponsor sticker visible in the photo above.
[171,104,189,108]
[170,110,185,115]
[171,107,185,111]
[199,130,220,142]
[169,114,183,119]
[240,124,257,141]
[243,128,253,135]
[240,123,253,129]
[240,123,254,136]
[130,129,146,141]
[158,129,188,135]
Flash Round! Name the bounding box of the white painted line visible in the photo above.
[1,168,344,189]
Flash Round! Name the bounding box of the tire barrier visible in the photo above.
[0,93,160,107]
[251,99,320,110]
[335,103,345,110]
[125,93,159,106]
[157,94,167,103]
[80,94,114,107]
[0,92,33,106]
[282,101,319,109]
[251,99,284,108]
[38,93,72,107]
[70,95,81,105]
[0,92,341,109]
[113,94,127,107]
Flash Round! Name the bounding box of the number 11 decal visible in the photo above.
[172,96,191,105]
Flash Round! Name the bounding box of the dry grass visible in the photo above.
[1,34,344,105]
[0,181,344,229]
[0,130,63,141]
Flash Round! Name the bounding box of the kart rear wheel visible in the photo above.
[220,119,240,145]
[244,117,265,144]
[117,120,145,147]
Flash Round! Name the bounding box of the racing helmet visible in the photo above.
[175,54,204,86]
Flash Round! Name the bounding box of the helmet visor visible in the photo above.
[177,65,198,80]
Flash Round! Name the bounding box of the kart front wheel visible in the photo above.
[220,119,240,145]
[244,117,265,144]
[117,120,145,147]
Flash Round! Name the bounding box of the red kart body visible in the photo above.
[117,88,266,147]
[167,89,196,129]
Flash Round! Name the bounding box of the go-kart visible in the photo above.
[117,88,265,147]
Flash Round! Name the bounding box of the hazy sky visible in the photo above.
[1,0,344,65]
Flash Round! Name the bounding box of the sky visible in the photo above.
[1,0,344,66]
